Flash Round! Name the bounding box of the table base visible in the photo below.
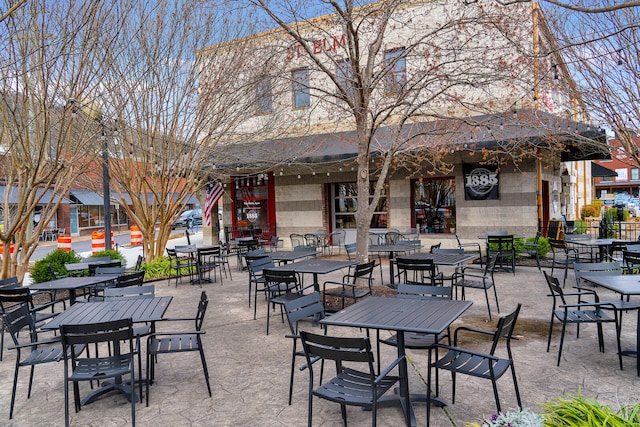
[81,379,139,405]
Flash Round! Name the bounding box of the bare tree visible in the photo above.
[0,0,129,280]
[86,0,258,260]
[544,3,640,166]
[229,0,593,262]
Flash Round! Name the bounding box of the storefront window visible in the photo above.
[77,205,128,229]
[333,182,387,229]
[233,177,270,237]
[413,178,456,233]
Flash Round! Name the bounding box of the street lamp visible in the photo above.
[72,99,112,251]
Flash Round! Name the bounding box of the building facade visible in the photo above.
[200,1,606,246]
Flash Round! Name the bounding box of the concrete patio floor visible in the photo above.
[2,239,640,426]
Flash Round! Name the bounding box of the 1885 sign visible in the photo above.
[463,164,499,200]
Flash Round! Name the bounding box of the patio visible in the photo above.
[2,239,640,426]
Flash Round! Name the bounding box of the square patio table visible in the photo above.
[269,259,356,292]
[566,238,636,262]
[29,275,119,305]
[268,249,318,264]
[42,296,173,404]
[580,273,640,375]
[321,296,473,426]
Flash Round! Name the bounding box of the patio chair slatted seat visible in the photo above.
[322,260,375,311]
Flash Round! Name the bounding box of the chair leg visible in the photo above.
[546,317,555,352]
[616,315,623,370]
[490,373,501,413]
[10,359,19,419]
[483,288,492,321]
[510,363,522,408]
[199,347,212,397]
[557,321,568,366]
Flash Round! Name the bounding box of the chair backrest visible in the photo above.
[248,256,275,278]
[300,330,374,374]
[574,261,621,287]
[623,250,640,272]
[263,269,300,290]
[290,233,305,248]
[0,287,33,313]
[246,248,266,258]
[195,291,209,331]
[284,292,325,335]
[185,230,192,245]
[166,248,178,258]
[396,257,438,285]
[2,304,36,345]
[487,235,514,253]
[94,266,126,276]
[134,255,144,272]
[369,232,382,245]
[544,271,567,308]
[626,244,640,252]
[488,303,522,355]
[344,242,357,260]
[349,261,375,284]
[198,246,221,259]
[397,284,452,300]
[429,243,442,253]
[455,234,464,246]
[332,229,346,247]
[89,261,121,276]
[60,318,134,359]
[385,231,404,245]
[104,284,155,300]
[175,244,196,252]
[0,276,20,288]
[304,233,319,247]
[116,270,146,288]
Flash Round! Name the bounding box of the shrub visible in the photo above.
[580,204,599,219]
[139,256,172,280]
[515,236,550,259]
[31,250,81,283]
[542,392,640,426]
[465,407,544,427]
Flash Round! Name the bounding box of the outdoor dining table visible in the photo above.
[321,296,473,427]
[580,273,640,376]
[369,243,423,284]
[42,296,173,404]
[268,249,318,264]
[175,244,216,284]
[269,259,356,292]
[64,259,117,276]
[29,275,120,305]
[566,238,636,262]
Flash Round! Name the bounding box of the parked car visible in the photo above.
[172,208,202,229]
[614,194,631,208]
[628,198,640,216]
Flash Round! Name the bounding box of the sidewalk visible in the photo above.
[4,245,640,426]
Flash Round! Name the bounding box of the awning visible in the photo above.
[0,186,71,204]
[70,189,110,206]
[591,163,618,177]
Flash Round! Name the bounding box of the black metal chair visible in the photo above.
[520,231,542,271]
[622,250,640,274]
[299,329,403,427]
[116,270,146,288]
[427,304,522,427]
[453,255,500,320]
[283,292,326,405]
[262,269,308,335]
[549,238,584,287]
[0,276,21,361]
[146,291,211,406]
[544,271,621,367]
[3,305,83,419]
[395,257,443,286]
[486,234,516,274]
[60,318,135,426]
[166,247,197,286]
[196,246,223,285]
[455,233,483,268]
[322,261,375,311]
[88,260,122,276]
[248,255,274,309]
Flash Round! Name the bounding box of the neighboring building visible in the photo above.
[199,1,607,245]
[593,137,640,199]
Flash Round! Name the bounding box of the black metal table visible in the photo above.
[43,297,173,404]
[321,296,473,427]
[581,273,640,375]
[29,275,119,305]
[270,259,356,291]
[566,238,636,262]
[268,249,318,264]
[175,245,216,284]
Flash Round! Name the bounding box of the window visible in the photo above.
[255,76,272,114]
[632,168,639,181]
[384,48,406,95]
[292,68,310,108]
[336,58,354,99]
[413,178,456,234]
[77,205,128,229]
[332,183,387,229]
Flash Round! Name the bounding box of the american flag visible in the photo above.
[203,182,224,227]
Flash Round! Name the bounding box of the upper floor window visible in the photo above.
[632,168,639,181]
[336,58,354,99]
[292,68,310,108]
[384,48,406,95]
[255,76,272,114]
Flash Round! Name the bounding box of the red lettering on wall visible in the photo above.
[285,34,346,61]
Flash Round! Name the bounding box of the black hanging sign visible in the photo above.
[463,164,499,200]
